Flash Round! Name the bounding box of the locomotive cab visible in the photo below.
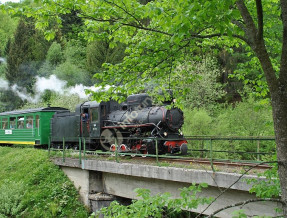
[80,101,101,138]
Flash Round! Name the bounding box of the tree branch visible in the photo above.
[207,198,285,217]
[79,13,173,36]
[185,32,249,44]
[256,0,264,40]
[236,0,258,45]
[195,161,278,218]
[232,19,247,32]
[103,0,143,27]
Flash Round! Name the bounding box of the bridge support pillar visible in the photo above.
[89,193,116,216]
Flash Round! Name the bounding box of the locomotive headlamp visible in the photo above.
[164,132,168,136]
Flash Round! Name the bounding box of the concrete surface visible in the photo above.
[54,158,282,217]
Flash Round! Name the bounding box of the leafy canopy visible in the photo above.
[1,0,281,103]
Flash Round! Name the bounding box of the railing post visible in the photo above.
[62,137,65,163]
[79,137,82,165]
[155,138,159,166]
[48,137,51,157]
[83,137,86,160]
[210,139,215,172]
[115,138,119,163]
[257,140,260,161]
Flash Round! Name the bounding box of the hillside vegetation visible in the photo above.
[0,146,89,217]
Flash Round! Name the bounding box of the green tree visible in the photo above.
[5,0,287,214]
[86,40,125,75]
[6,17,50,92]
[46,42,62,66]
[178,56,226,109]
[0,11,18,56]
[49,39,90,86]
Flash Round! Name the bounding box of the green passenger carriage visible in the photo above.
[0,107,68,146]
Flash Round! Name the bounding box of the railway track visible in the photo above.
[48,147,273,171]
[95,152,273,170]
[157,157,272,169]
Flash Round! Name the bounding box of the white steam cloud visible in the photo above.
[0,57,6,64]
[35,75,66,94]
[0,75,107,103]
[0,78,9,90]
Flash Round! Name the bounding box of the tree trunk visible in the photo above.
[271,89,287,215]
[252,39,287,215]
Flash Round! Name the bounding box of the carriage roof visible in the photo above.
[0,107,68,116]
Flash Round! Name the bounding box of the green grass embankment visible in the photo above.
[0,146,89,217]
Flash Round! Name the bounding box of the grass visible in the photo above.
[0,146,89,217]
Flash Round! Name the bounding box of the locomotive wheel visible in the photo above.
[180,143,188,155]
[100,129,123,151]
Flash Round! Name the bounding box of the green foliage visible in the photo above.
[47,42,63,66]
[0,147,89,217]
[183,97,273,137]
[183,108,213,136]
[247,165,281,198]
[182,97,274,160]
[53,60,90,86]
[231,209,247,218]
[6,17,50,89]
[21,93,84,111]
[0,11,18,56]
[0,180,25,217]
[214,97,273,137]
[37,61,55,77]
[50,40,91,86]
[63,40,87,69]
[179,56,226,110]
[0,63,6,77]
[86,40,125,74]
[99,183,212,218]
[15,0,282,109]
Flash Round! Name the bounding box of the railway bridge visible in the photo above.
[52,157,281,217]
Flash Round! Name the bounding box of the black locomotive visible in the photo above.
[51,93,187,154]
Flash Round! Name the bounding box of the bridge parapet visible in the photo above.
[52,158,281,217]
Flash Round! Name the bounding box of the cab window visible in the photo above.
[26,116,33,129]
[18,117,24,129]
[10,117,16,129]
[91,108,98,122]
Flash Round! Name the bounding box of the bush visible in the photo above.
[182,97,274,160]
[53,61,91,86]
[0,147,89,217]
[0,180,25,217]
[99,183,212,218]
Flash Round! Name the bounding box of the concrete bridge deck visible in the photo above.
[52,157,282,217]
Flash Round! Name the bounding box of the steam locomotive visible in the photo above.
[51,93,187,154]
[0,93,187,154]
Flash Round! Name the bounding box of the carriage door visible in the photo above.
[81,107,90,137]
[90,107,100,138]
[35,115,40,137]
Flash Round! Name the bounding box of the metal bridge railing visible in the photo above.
[48,136,276,171]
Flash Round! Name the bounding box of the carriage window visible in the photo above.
[10,117,16,129]
[91,108,98,122]
[26,116,33,129]
[36,115,40,128]
[2,118,8,129]
[17,117,24,129]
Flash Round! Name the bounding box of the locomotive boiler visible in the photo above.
[50,93,187,154]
